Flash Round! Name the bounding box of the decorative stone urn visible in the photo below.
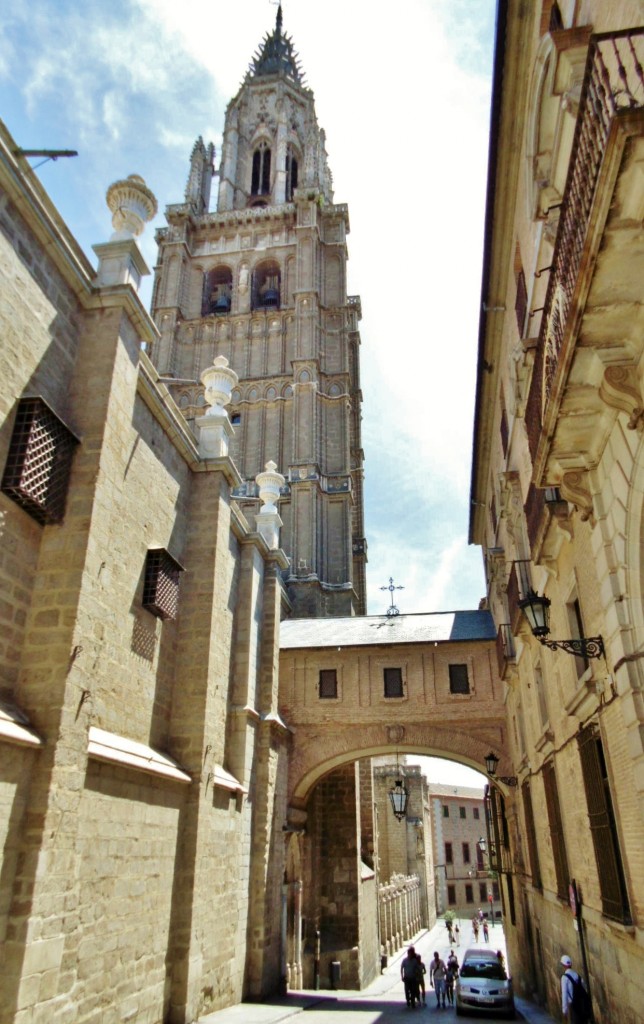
[196,356,239,459]
[200,356,239,416]
[93,174,157,290]
[255,460,285,550]
[256,460,283,511]
[106,174,158,240]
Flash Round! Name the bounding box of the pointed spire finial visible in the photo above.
[276,3,283,35]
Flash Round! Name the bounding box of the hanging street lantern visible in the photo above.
[389,777,408,821]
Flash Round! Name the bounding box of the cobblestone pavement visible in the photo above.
[199,918,558,1024]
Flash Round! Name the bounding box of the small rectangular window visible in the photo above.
[449,664,470,694]
[459,806,466,819]
[445,842,453,865]
[319,669,338,699]
[473,807,480,820]
[476,845,484,871]
[142,548,184,621]
[383,667,403,698]
[465,884,474,904]
[231,412,241,425]
[447,884,456,905]
[479,882,488,902]
[462,842,471,864]
[443,805,450,818]
[1,396,78,525]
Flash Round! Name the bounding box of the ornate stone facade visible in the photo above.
[469,3,644,1021]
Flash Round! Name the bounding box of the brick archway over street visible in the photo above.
[279,610,513,821]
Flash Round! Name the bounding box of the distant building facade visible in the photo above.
[470,2,644,1020]
[429,784,490,918]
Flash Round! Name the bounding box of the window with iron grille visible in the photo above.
[476,844,484,871]
[515,269,528,337]
[142,548,184,620]
[443,804,450,818]
[500,402,509,457]
[449,664,470,694]
[383,667,403,698]
[447,884,456,905]
[465,883,474,904]
[460,806,466,819]
[319,669,338,699]
[479,882,487,902]
[445,842,453,864]
[567,595,589,679]
[473,807,480,820]
[1,396,78,525]
[522,780,542,889]
[542,760,570,900]
[578,726,631,923]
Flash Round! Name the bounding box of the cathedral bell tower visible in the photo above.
[150,6,366,617]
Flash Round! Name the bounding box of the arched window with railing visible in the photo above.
[202,266,233,315]
[251,141,271,200]
[252,259,281,310]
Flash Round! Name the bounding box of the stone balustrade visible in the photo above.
[378,873,422,958]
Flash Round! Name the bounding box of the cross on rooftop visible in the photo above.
[380,576,404,617]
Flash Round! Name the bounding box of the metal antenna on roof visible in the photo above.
[380,576,404,617]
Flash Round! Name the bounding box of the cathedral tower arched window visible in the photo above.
[252,259,281,309]
[285,145,299,201]
[251,141,272,200]
[202,266,233,315]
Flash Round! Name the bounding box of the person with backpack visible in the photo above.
[560,954,592,1023]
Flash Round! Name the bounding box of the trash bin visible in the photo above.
[330,960,341,990]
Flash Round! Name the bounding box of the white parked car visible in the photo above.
[455,948,515,1018]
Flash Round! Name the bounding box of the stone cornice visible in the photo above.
[136,354,200,466]
[163,200,350,231]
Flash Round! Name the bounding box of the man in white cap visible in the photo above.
[560,955,590,1022]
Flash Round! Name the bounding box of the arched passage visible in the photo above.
[278,610,513,992]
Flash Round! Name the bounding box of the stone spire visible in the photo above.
[184,136,215,215]
[247,3,305,85]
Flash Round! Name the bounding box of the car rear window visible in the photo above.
[460,960,507,980]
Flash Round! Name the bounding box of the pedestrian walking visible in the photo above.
[560,954,592,1023]
[454,921,460,946]
[445,954,458,1007]
[472,916,479,941]
[482,919,490,943]
[429,951,448,1009]
[415,953,427,1006]
[401,945,420,1008]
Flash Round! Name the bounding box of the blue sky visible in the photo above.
[1,0,496,621]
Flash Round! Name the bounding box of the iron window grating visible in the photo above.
[142,548,185,620]
[1,396,79,525]
[319,669,338,699]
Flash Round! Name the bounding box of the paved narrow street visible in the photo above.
[200,917,557,1024]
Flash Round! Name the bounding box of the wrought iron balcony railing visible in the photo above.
[526,29,644,463]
